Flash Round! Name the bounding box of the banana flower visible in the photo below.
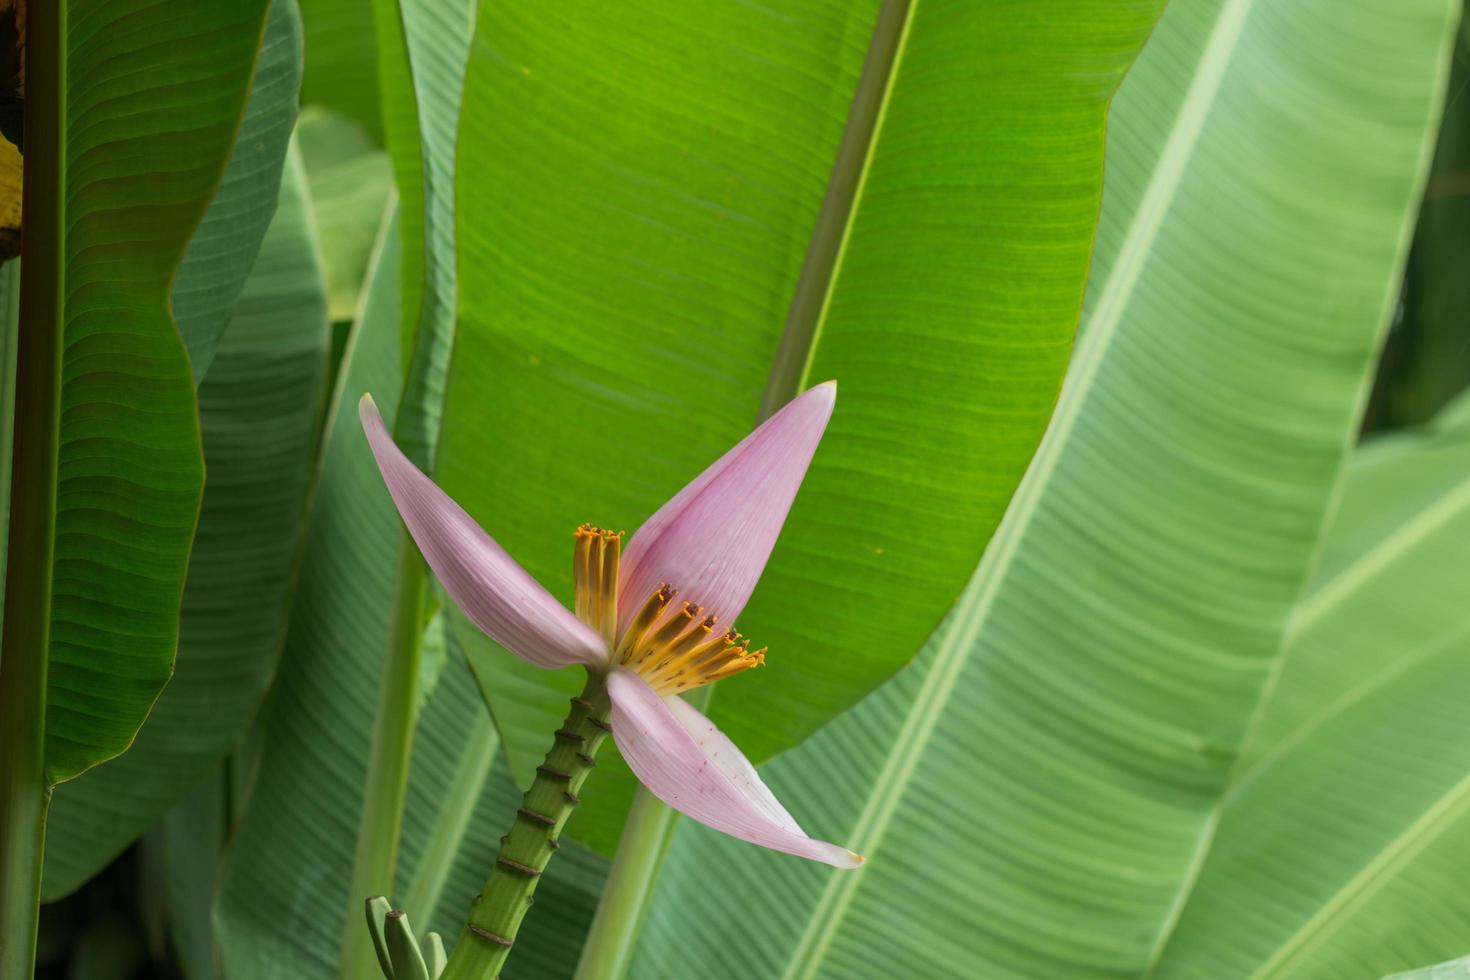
[360,382,860,868]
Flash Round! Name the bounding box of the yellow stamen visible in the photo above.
[599,532,620,642]
[659,610,717,662]
[633,603,699,667]
[573,530,593,623]
[572,524,622,645]
[615,582,674,661]
[646,621,725,678]
[619,593,765,696]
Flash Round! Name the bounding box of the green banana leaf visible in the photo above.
[1149,394,1470,978]
[625,1,1456,977]
[371,0,471,466]
[3,0,269,787]
[0,3,271,971]
[333,3,470,972]
[220,9,481,971]
[215,203,606,979]
[172,0,303,382]
[42,141,329,899]
[444,0,1166,853]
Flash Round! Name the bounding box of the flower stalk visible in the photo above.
[439,672,613,980]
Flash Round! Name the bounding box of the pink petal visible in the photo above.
[360,395,606,670]
[618,381,835,634]
[607,668,862,868]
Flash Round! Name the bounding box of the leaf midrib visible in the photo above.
[757,0,916,418]
[784,0,1260,976]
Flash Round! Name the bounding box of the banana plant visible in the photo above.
[8,0,1469,977]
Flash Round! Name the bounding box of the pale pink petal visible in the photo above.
[360,395,606,669]
[618,381,835,634]
[607,668,863,868]
[662,694,803,834]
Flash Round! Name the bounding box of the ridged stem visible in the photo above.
[439,671,612,980]
[571,685,715,979]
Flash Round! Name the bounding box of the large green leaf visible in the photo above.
[41,142,329,900]
[371,0,471,466]
[625,1,1455,977]
[40,4,307,872]
[226,6,475,967]
[445,0,1165,852]
[215,206,605,978]
[0,0,269,785]
[1,3,269,970]
[1148,396,1470,978]
[172,0,303,382]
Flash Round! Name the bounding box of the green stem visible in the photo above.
[572,682,713,980]
[0,1,65,973]
[337,540,428,980]
[572,786,675,980]
[440,672,613,980]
